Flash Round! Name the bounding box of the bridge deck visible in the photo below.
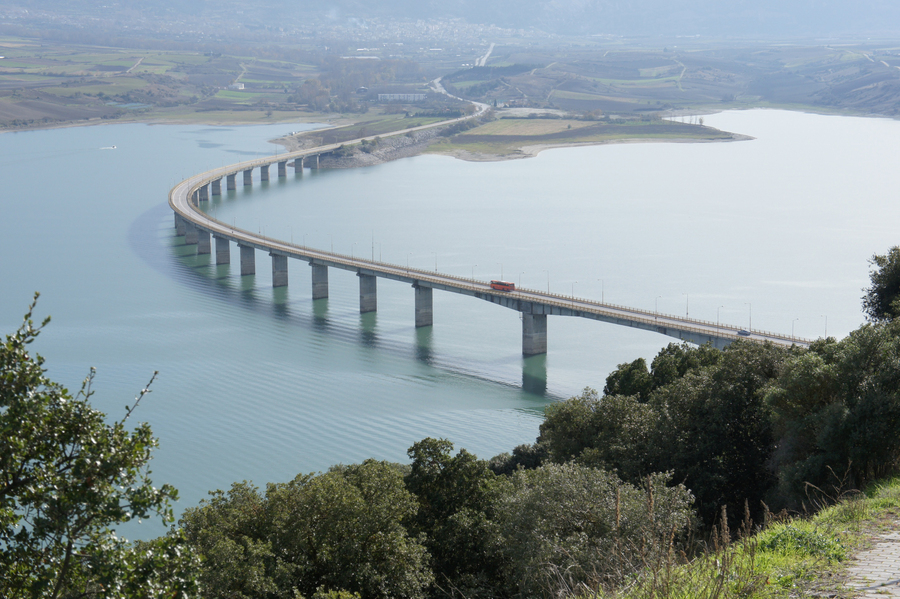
[169,120,811,350]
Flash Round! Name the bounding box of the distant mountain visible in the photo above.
[6,0,900,39]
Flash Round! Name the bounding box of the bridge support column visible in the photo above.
[239,245,255,275]
[184,221,199,245]
[309,155,319,169]
[414,285,433,327]
[199,184,209,201]
[522,313,547,356]
[211,178,222,196]
[260,164,269,182]
[214,235,230,264]
[197,229,211,254]
[271,253,288,287]
[358,273,377,313]
[227,174,236,190]
[293,157,303,171]
[278,161,287,177]
[311,264,328,299]
[243,169,253,186]
[191,190,199,206]
[175,214,186,236]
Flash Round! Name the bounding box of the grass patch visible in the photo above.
[463,118,594,136]
[580,475,900,599]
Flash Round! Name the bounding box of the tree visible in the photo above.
[404,438,507,598]
[862,246,900,322]
[0,295,196,598]
[494,464,693,598]
[181,460,432,599]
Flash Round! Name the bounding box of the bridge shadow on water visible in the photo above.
[128,202,552,400]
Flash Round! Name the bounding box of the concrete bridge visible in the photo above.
[169,121,811,355]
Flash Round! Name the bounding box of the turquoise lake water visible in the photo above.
[2,109,899,538]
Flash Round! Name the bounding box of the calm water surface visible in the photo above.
[1,110,898,538]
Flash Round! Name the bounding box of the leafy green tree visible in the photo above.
[767,323,900,504]
[862,246,900,322]
[404,438,506,598]
[602,357,653,401]
[0,295,196,599]
[539,341,788,527]
[649,341,784,525]
[182,460,432,599]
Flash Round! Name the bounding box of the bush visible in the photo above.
[495,464,694,598]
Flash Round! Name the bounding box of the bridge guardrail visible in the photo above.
[169,109,811,349]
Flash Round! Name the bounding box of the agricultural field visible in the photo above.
[427,113,737,159]
[441,42,900,117]
[0,38,329,130]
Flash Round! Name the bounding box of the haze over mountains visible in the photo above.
[4,0,900,40]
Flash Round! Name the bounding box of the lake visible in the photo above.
[2,109,898,538]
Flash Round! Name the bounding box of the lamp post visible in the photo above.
[351,242,356,260]
[655,295,662,319]
[543,270,549,293]
[519,272,525,287]
[599,279,604,304]
[822,314,827,338]
[745,302,752,332]
[498,263,503,280]
[472,264,477,280]
[683,293,689,318]
[572,281,577,307]
[792,318,799,341]
[717,305,724,338]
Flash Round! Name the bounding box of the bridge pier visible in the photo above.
[522,313,547,356]
[278,161,287,177]
[243,169,253,186]
[260,164,269,182]
[414,285,433,327]
[311,264,328,299]
[199,184,209,201]
[191,190,199,206]
[211,178,222,196]
[309,155,319,170]
[293,157,303,171]
[271,253,288,287]
[197,229,211,254]
[175,214,186,236]
[227,174,236,191]
[214,235,230,264]
[358,273,377,313]
[239,245,255,275]
[184,221,199,245]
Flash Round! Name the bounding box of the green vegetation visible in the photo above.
[4,258,900,597]
[429,116,733,158]
[862,246,900,322]
[0,295,196,598]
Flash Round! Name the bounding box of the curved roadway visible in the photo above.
[169,109,811,350]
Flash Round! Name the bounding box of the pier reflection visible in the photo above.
[522,354,547,395]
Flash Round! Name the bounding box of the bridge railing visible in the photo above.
[179,201,810,348]
[171,116,811,348]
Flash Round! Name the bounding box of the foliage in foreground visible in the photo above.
[579,474,900,599]
[533,317,900,528]
[0,295,196,598]
[181,443,695,599]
